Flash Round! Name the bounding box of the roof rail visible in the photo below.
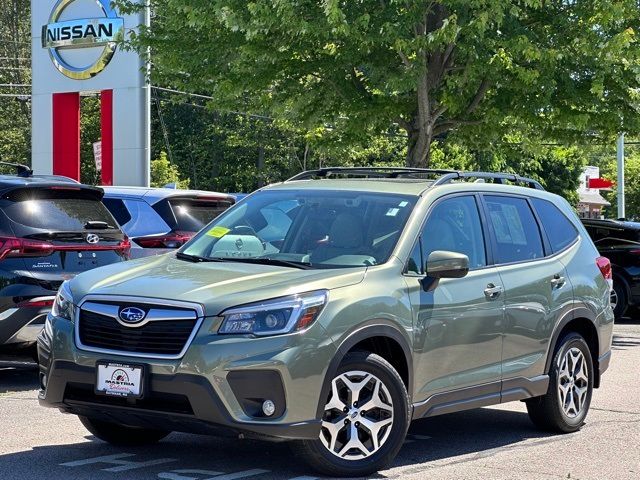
[287,167,457,181]
[286,167,545,190]
[432,171,544,190]
[0,161,33,178]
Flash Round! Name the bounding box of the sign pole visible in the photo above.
[617,133,625,220]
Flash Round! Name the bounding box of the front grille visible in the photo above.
[78,308,197,356]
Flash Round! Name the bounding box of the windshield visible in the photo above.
[181,189,417,268]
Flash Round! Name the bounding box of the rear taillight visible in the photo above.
[596,256,613,288]
[16,297,55,308]
[0,237,54,260]
[134,231,195,249]
[0,236,131,260]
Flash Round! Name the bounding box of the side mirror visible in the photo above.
[426,250,469,279]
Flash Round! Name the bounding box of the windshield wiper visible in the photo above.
[210,257,313,270]
[84,220,115,230]
[176,252,213,263]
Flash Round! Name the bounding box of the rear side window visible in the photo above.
[531,198,579,253]
[484,195,544,264]
[3,191,117,232]
[168,199,233,232]
[103,198,132,226]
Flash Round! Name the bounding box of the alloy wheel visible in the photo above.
[557,347,589,419]
[610,288,618,311]
[320,370,394,460]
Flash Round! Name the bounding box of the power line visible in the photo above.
[152,86,274,121]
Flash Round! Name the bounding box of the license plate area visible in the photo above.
[95,361,145,398]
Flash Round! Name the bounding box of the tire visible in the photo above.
[611,277,628,320]
[293,351,410,477]
[526,332,594,433]
[79,416,171,446]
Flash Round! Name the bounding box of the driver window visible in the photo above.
[419,196,487,271]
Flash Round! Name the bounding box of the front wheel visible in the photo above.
[526,332,594,433]
[79,416,171,446]
[294,352,410,477]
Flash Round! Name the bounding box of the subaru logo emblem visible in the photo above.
[86,234,100,244]
[119,307,146,323]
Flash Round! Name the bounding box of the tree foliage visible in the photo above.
[120,0,640,167]
[0,0,31,166]
[150,150,190,188]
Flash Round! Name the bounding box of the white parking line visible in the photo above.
[60,453,177,471]
[158,470,224,480]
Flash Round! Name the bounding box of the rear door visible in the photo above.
[482,194,574,385]
[0,186,129,281]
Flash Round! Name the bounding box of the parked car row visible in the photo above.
[0,163,234,359]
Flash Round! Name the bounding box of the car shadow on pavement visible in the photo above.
[0,407,558,480]
[0,361,39,394]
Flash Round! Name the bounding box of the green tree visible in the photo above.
[119,0,640,167]
[597,144,640,220]
[150,151,190,188]
[0,0,31,167]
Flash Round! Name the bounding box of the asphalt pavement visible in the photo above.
[1,321,638,480]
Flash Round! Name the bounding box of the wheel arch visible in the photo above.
[316,321,413,419]
[545,308,601,388]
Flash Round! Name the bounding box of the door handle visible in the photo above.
[551,275,566,288]
[484,283,503,300]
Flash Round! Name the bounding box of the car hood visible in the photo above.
[68,254,366,316]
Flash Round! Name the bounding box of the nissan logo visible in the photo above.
[86,233,100,244]
[119,307,146,324]
[42,0,125,80]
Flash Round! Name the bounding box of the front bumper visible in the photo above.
[0,304,52,349]
[38,313,335,441]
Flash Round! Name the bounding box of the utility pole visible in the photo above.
[617,133,625,220]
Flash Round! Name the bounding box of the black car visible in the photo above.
[581,218,640,319]
[0,164,130,358]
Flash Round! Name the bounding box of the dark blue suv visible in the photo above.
[0,164,129,358]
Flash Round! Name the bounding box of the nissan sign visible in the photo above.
[42,0,124,80]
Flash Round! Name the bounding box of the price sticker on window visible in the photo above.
[207,226,231,238]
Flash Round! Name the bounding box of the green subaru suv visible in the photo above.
[38,168,614,477]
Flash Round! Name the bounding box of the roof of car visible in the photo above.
[102,186,235,204]
[0,174,104,196]
[581,218,640,230]
[263,167,547,197]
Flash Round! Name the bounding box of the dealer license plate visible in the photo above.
[96,362,144,398]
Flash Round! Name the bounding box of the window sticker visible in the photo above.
[398,201,409,207]
[386,208,400,217]
[206,226,231,238]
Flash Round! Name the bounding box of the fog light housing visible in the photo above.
[262,399,276,417]
[40,373,47,390]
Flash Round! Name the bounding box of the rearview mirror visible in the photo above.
[426,250,469,279]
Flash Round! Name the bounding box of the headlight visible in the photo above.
[51,281,75,321]
[218,290,328,336]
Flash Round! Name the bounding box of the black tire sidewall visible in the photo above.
[613,278,628,319]
[303,352,410,476]
[550,333,594,430]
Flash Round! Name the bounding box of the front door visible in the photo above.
[406,195,505,404]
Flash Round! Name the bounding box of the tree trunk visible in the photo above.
[406,125,433,168]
